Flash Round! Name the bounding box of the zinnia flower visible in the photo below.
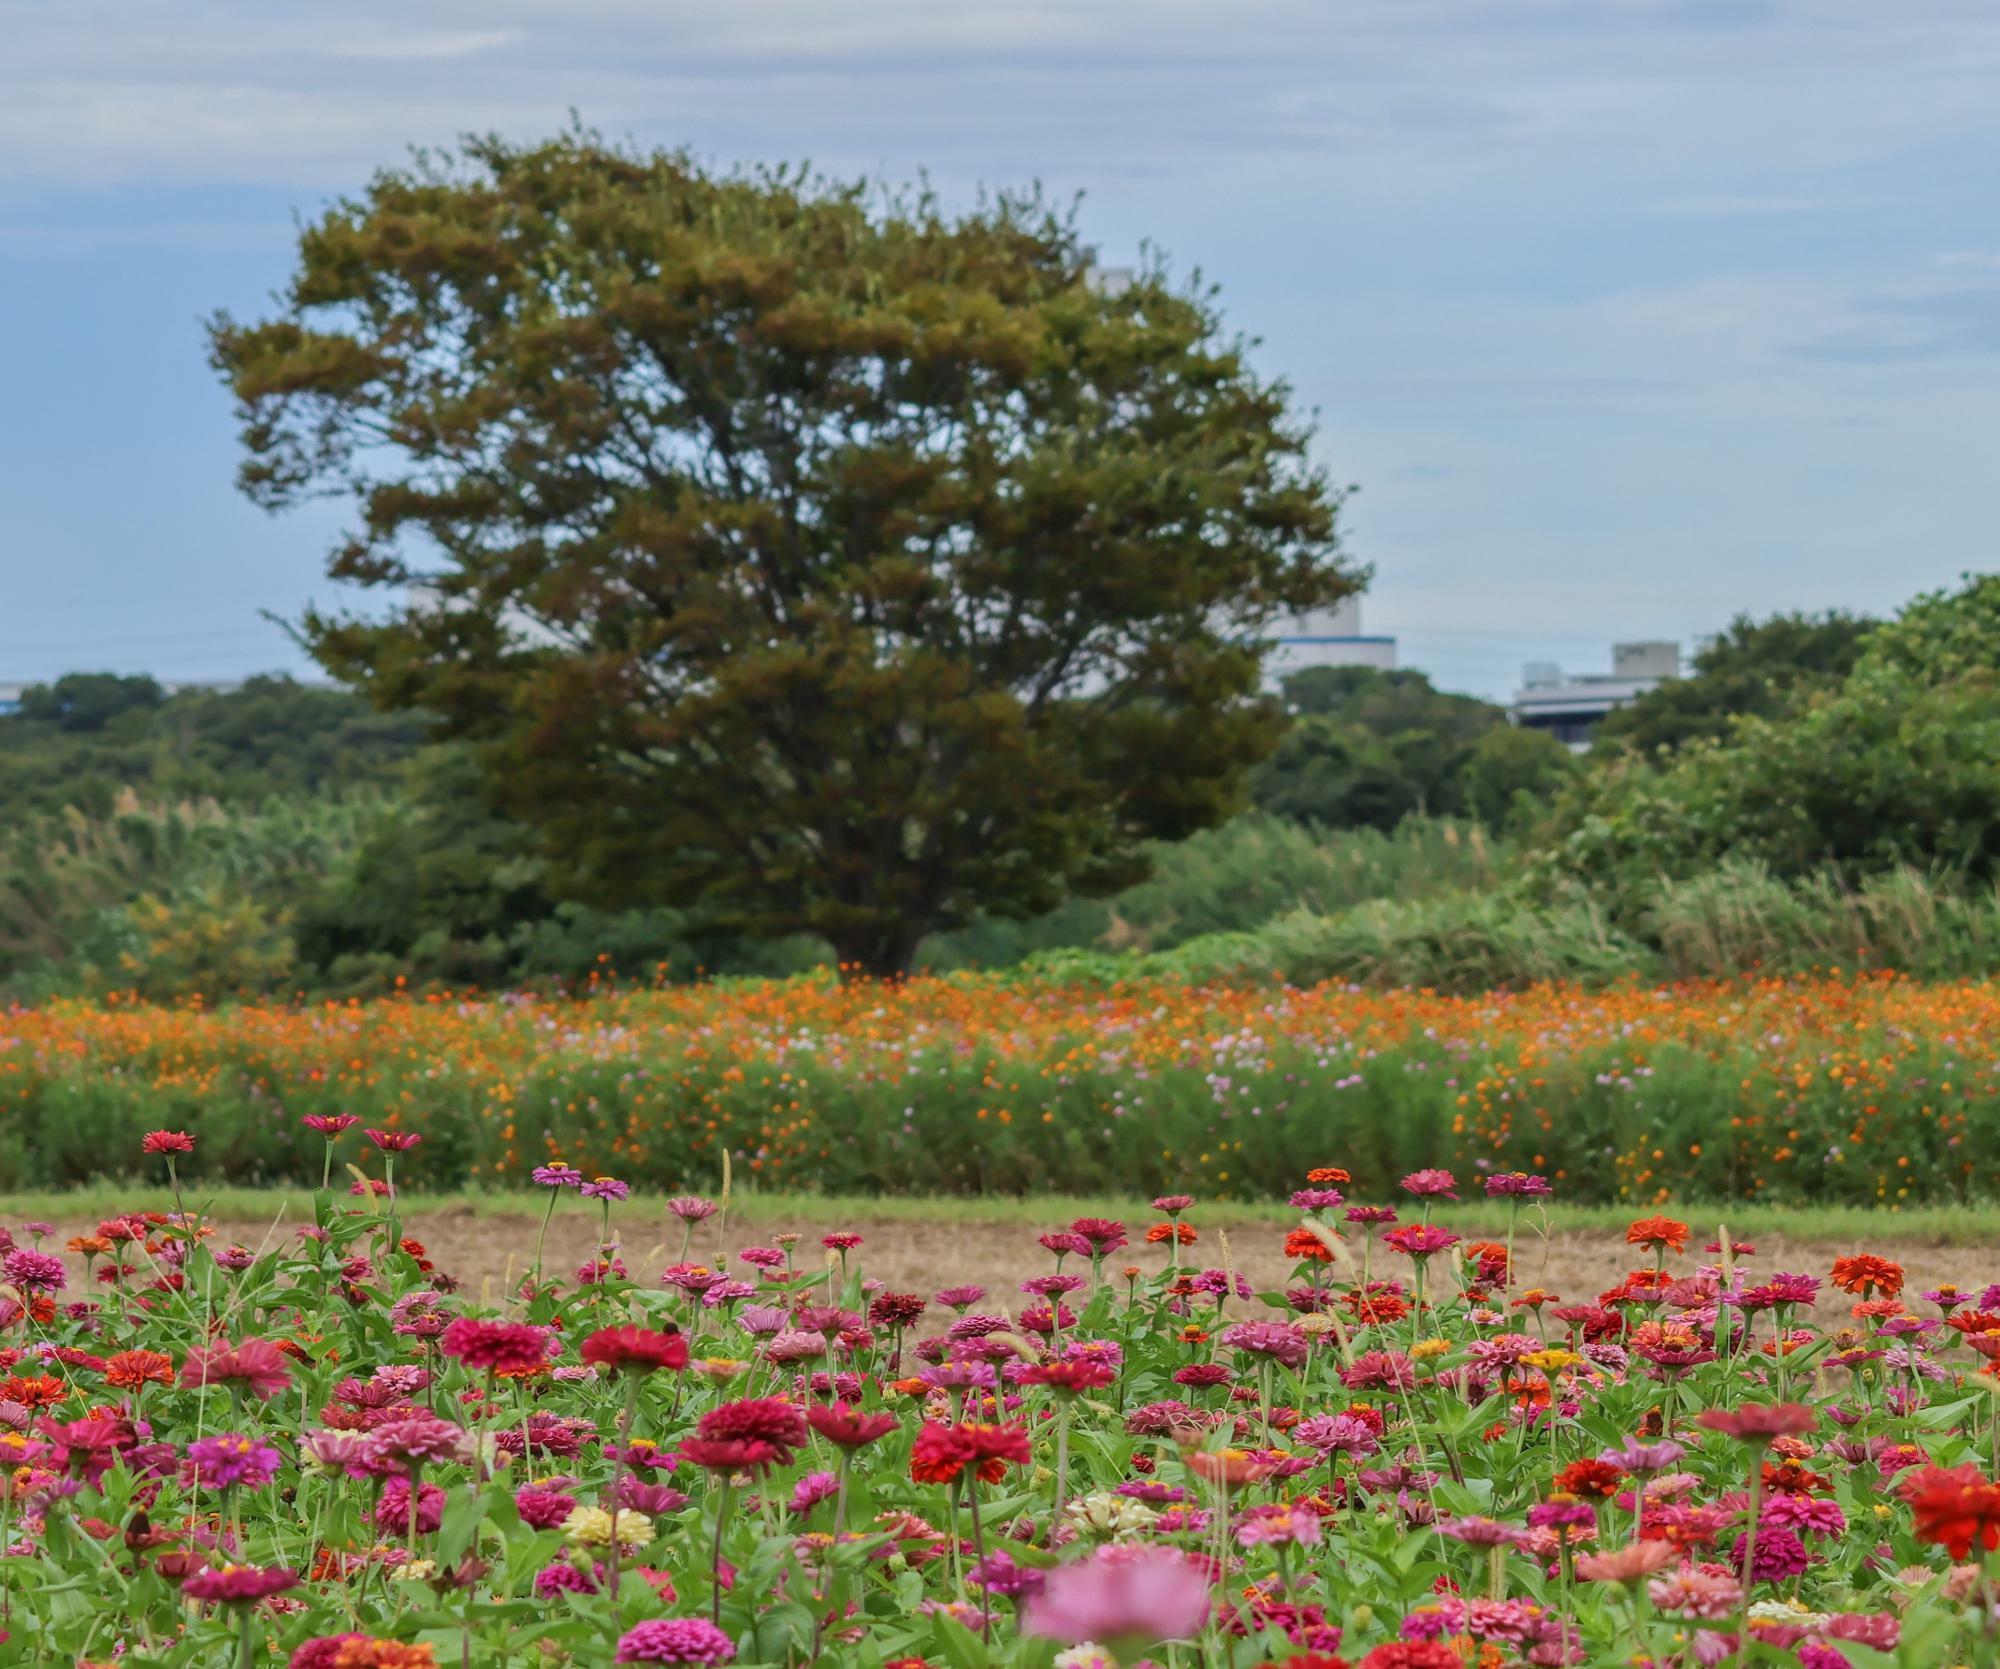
[188,1432,283,1490]
[579,1326,689,1376]
[613,1618,736,1664]
[1399,1169,1459,1200]
[1625,1217,1690,1254]
[180,1338,292,1400]
[438,1318,552,1375]
[141,1130,196,1155]
[1693,1403,1817,1444]
[1024,1547,1212,1652]
[806,1402,898,1449]
[181,1563,298,1605]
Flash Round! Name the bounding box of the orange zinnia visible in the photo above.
[1283,1227,1334,1263]
[1829,1254,1904,1299]
[0,1374,66,1410]
[103,1350,175,1391]
[1624,1218,1689,1254]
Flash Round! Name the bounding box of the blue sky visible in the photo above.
[3,1,1996,699]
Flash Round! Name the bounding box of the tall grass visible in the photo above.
[927,813,1507,968]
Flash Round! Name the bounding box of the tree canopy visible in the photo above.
[0,675,424,826]
[1250,666,1573,831]
[209,134,1354,974]
[1535,577,2000,901]
[1592,609,1875,755]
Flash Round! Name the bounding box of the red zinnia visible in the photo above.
[1552,1458,1623,1500]
[579,1326,689,1376]
[1022,1361,1117,1396]
[302,1114,360,1136]
[677,1437,788,1473]
[695,1397,808,1458]
[909,1421,1031,1485]
[805,1402,899,1449]
[1904,1464,2000,1560]
[141,1130,195,1155]
[438,1318,552,1376]
[1358,1644,1462,1669]
[364,1128,421,1152]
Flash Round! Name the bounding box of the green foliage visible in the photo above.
[1538,576,2000,905]
[14,671,165,730]
[291,748,825,992]
[1595,608,1875,754]
[927,812,1504,967]
[1250,665,1509,828]
[0,673,424,826]
[1456,724,1580,830]
[210,132,1354,974]
[0,794,384,1000]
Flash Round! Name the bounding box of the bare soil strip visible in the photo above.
[103,1205,1988,1322]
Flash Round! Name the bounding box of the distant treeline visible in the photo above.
[9,581,2000,999]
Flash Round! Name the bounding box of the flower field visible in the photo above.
[3,973,1999,1204]
[0,1145,1996,1667]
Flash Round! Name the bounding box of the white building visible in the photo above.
[1263,597,1398,686]
[1511,641,1680,750]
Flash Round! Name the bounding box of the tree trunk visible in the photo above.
[830,925,925,982]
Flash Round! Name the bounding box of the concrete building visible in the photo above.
[1511,641,1680,750]
[1264,597,1398,686]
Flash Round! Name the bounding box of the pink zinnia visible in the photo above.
[142,1129,196,1155]
[1399,1168,1459,1200]
[1217,1320,1310,1369]
[1382,1224,1461,1260]
[301,1114,359,1136]
[180,1338,293,1400]
[365,1128,421,1152]
[181,1563,298,1605]
[1693,1403,1817,1444]
[614,1617,737,1664]
[1024,1546,1212,1651]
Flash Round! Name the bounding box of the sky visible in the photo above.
[3,1,1996,700]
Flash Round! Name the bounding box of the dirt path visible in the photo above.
[87,1204,1993,1322]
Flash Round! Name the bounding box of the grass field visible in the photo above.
[8,1185,2000,1242]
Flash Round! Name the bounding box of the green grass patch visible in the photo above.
[5,1185,1996,1246]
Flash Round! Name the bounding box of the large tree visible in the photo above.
[210,135,1353,975]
